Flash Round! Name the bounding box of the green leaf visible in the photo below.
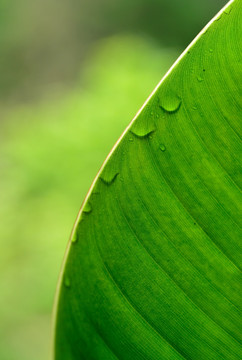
[53,1,241,359]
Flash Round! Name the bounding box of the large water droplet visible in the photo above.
[100,172,119,185]
[159,144,166,152]
[130,127,155,138]
[64,275,71,288]
[130,116,156,138]
[83,201,92,213]
[159,93,181,113]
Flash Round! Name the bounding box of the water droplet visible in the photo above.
[225,7,232,15]
[130,117,156,138]
[209,48,213,53]
[159,93,181,113]
[156,114,159,118]
[83,201,92,213]
[150,111,154,116]
[192,105,197,110]
[130,128,155,138]
[100,172,119,185]
[71,231,78,243]
[197,76,203,82]
[64,275,71,288]
[129,137,134,142]
[91,182,100,195]
[203,69,206,72]
[159,144,166,152]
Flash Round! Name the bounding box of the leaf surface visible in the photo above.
[53,1,241,359]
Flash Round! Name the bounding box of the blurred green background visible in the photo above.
[0,0,227,359]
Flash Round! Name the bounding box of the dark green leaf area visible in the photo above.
[55,1,242,359]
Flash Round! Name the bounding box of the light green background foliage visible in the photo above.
[0,36,177,360]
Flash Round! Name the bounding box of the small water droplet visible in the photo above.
[192,106,197,110]
[209,48,213,53]
[129,137,134,142]
[156,114,159,118]
[71,231,78,243]
[159,93,181,113]
[83,201,92,213]
[64,275,71,288]
[92,182,100,195]
[150,111,154,116]
[197,76,203,82]
[203,69,206,72]
[100,172,119,185]
[225,7,232,15]
[159,144,166,152]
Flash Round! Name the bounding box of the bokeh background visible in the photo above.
[0,0,227,359]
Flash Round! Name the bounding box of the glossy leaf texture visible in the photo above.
[53,1,241,359]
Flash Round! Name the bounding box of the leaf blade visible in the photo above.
[53,1,242,359]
